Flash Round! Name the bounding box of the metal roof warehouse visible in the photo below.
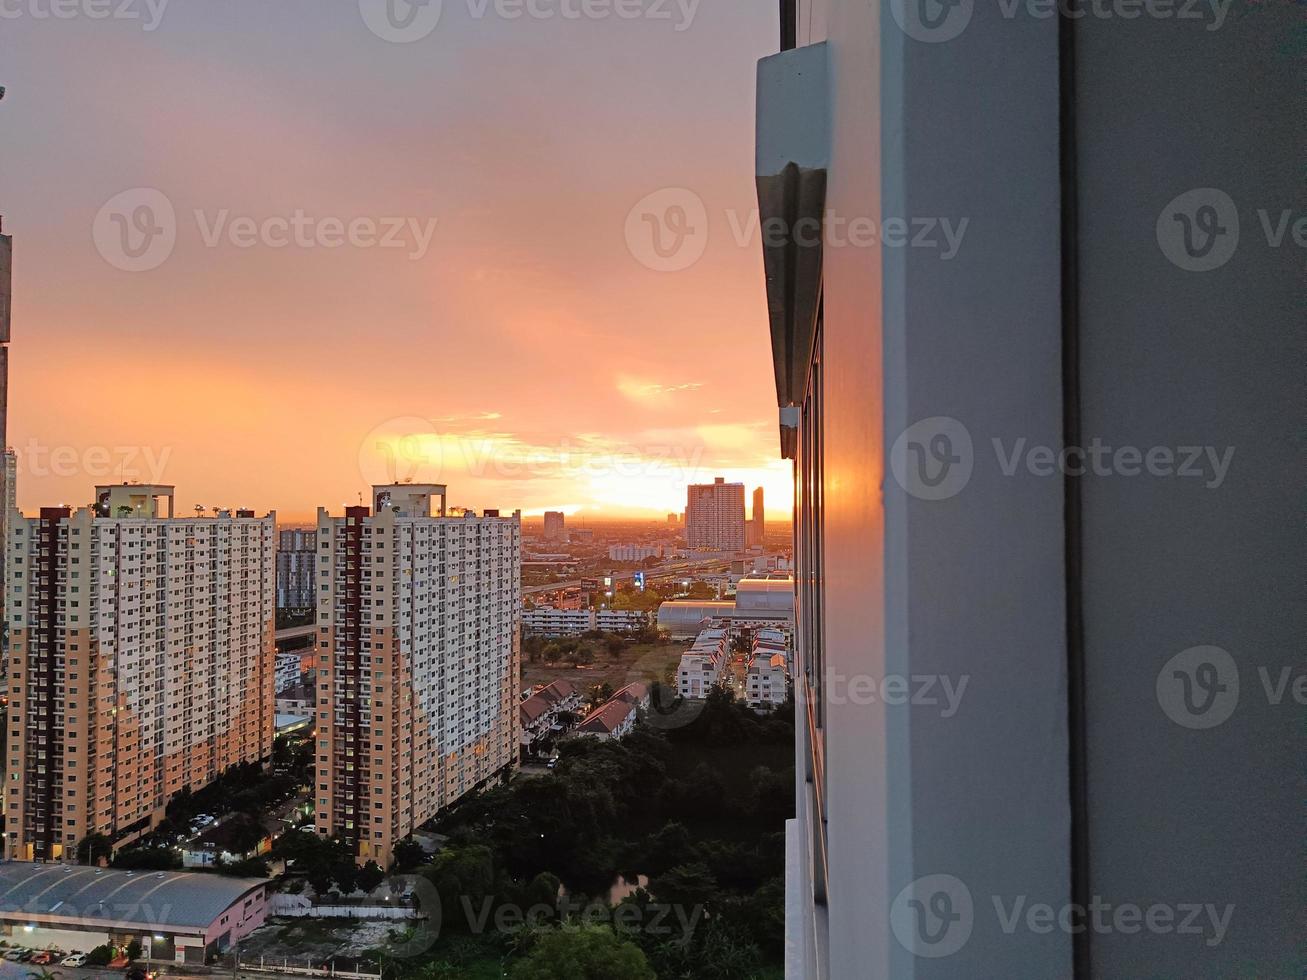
[0,862,270,962]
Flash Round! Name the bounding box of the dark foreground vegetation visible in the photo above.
[396,687,795,979]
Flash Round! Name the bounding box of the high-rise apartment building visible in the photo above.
[5,485,275,861]
[3,451,14,515]
[759,4,1296,977]
[314,485,521,866]
[0,222,11,463]
[1,226,13,631]
[541,511,566,543]
[686,477,746,552]
[2,448,15,626]
[276,528,317,610]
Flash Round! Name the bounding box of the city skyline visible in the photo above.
[0,3,788,523]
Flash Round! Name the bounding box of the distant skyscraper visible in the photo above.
[667,513,678,525]
[750,486,765,545]
[6,485,275,861]
[277,527,317,609]
[1,226,12,621]
[686,477,746,552]
[0,222,11,461]
[542,510,567,542]
[316,485,521,866]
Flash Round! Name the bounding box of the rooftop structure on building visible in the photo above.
[656,575,794,638]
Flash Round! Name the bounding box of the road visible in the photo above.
[0,964,125,980]
[273,625,316,643]
[0,964,332,980]
[523,558,734,595]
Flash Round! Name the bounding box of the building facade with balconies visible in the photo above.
[5,485,275,862]
[314,485,521,866]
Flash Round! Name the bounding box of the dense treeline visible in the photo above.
[404,688,794,979]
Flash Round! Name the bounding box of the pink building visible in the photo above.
[0,863,270,963]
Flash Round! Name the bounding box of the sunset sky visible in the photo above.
[0,0,789,523]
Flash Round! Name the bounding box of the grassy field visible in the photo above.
[521,640,689,693]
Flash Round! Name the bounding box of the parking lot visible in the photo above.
[0,962,124,980]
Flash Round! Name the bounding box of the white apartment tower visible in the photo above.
[5,485,275,861]
[315,485,521,866]
[686,477,747,552]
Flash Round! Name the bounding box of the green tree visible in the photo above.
[509,925,654,980]
[85,946,113,967]
[125,940,142,961]
[75,832,112,866]
[526,872,561,911]
[423,843,497,932]
[391,837,427,872]
[358,860,386,893]
[648,862,719,913]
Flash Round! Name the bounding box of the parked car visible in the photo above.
[3,948,29,961]
[30,950,55,965]
[61,953,89,967]
[14,949,36,962]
